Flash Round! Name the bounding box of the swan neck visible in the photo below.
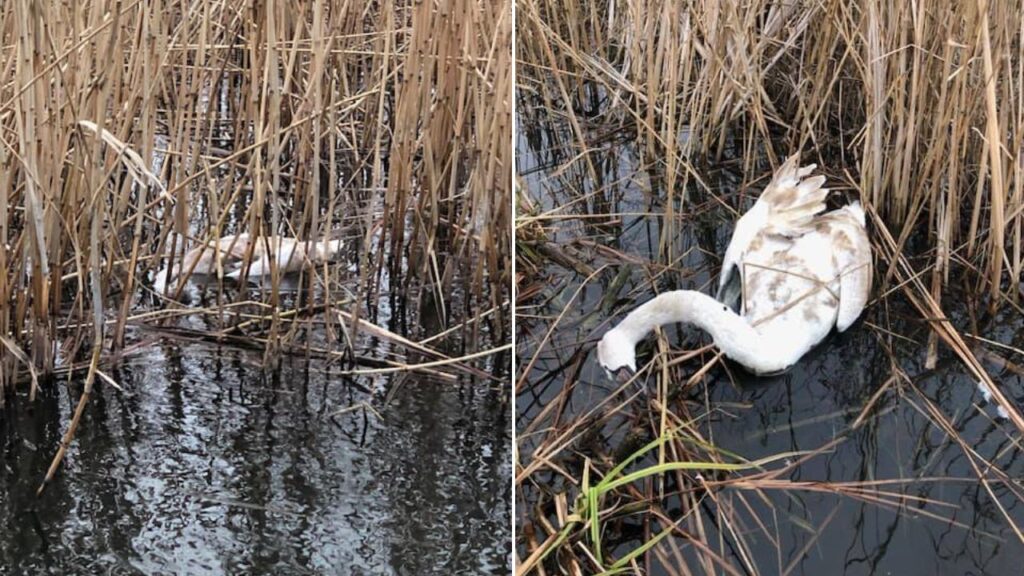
[612,290,788,374]
[615,291,728,341]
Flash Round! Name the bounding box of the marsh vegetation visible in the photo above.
[516,1,1024,573]
[0,0,510,456]
[0,0,511,571]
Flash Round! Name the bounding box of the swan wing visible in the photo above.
[718,155,828,299]
[234,237,308,276]
[275,240,309,273]
[830,204,872,331]
[717,211,758,305]
[199,234,250,273]
[214,234,252,261]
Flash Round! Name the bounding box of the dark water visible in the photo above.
[1,338,510,575]
[516,103,1024,575]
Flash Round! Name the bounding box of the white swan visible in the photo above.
[154,233,343,292]
[225,236,343,280]
[597,155,872,377]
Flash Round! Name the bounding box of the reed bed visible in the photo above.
[0,0,511,485]
[518,0,1024,304]
[517,0,1024,573]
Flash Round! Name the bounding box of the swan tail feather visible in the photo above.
[759,155,830,237]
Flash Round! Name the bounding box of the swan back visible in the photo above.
[188,234,252,274]
[156,234,343,288]
[739,227,839,353]
[737,199,871,344]
[227,236,343,279]
[718,154,829,296]
[154,233,252,291]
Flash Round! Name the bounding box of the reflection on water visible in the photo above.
[1,341,510,575]
[516,101,1024,575]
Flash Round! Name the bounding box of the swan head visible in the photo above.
[596,328,637,381]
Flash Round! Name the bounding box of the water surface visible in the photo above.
[2,336,510,575]
[516,101,1024,575]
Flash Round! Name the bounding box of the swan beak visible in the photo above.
[608,366,634,385]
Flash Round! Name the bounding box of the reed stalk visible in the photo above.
[0,0,511,485]
[517,0,1024,572]
[518,0,1024,304]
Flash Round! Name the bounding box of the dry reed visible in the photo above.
[518,0,1024,305]
[0,0,511,487]
[517,0,1024,573]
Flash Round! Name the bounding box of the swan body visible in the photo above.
[224,236,343,280]
[154,233,343,292]
[597,155,872,377]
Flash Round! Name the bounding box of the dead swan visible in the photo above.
[154,233,343,291]
[597,155,872,378]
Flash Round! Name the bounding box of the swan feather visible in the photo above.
[718,154,829,296]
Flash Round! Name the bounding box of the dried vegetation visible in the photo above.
[516,1,1024,573]
[0,0,511,487]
